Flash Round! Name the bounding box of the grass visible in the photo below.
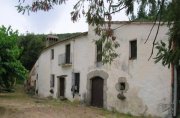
[95,108,155,118]
[0,106,6,116]
[31,97,154,118]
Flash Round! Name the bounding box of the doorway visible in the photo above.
[91,76,104,107]
[59,77,65,97]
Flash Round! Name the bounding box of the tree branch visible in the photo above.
[110,6,126,14]
[110,1,123,8]
[144,11,160,44]
[148,0,165,60]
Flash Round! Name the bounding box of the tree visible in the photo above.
[130,0,159,21]
[154,0,180,67]
[18,33,46,70]
[0,26,27,91]
[16,0,180,66]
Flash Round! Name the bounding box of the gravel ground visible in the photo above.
[0,85,153,118]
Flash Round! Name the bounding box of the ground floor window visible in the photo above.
[50,74,55,88]
[74,73,80,93]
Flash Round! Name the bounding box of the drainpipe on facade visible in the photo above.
[172,39,177,118]
[172,64,178,118]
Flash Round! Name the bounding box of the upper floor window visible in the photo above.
[129,40,137,59]
[65,44,71,64]
[50,74,55,88]
[96,42,102,62]
[51,49,54,60]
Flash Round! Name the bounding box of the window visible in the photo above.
[120,82,125,90]
[96,42,102,62]
[74,73,80,93]
[51,49,54,60]
[65,44,71,64]
[129,40,137,59]
[50,74,55,87]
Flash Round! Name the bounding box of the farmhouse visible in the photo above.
[29,21,180,117]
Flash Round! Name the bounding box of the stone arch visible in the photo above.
[86,69,109,108]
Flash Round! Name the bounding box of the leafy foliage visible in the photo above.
[154,0,180,67]
[0,26,27,91]
[17,0,123,63]
[16,0,180,66]
[18,34,46,70]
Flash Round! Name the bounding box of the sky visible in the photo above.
[0,0,129,34]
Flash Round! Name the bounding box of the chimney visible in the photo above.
[46,35,59,47]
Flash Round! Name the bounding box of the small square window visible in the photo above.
[120,82,125,90]
[129,40,137,59]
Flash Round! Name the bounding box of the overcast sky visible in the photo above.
[0,0,129,34]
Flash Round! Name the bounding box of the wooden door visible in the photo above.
[60,77,65,97]
[91,77,103,107]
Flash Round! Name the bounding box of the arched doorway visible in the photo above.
[91,76,104,107]
[87,70,108,108]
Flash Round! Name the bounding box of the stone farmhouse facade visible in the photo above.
[29,21,180,117]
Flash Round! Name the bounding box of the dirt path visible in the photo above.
[0,85,151,118]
